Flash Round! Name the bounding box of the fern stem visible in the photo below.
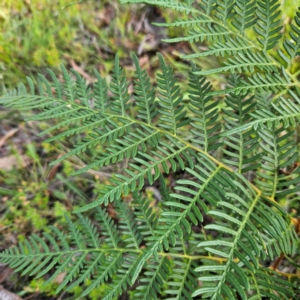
[271,269,300,278]
[271,133,278,199]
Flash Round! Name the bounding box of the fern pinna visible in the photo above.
[0,0,300,299]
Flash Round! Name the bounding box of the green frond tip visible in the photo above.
[279,8,300,67]
[232,0,257,35]
[254,0,283,51]
[110,54,131,116]
[156,53,189,134]
[132,53,158,124]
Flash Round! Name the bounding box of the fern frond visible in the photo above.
[61,64,77,102]
[221,90,300,136]
[205,73,292,97]
[72,69,92,107]
[279,9,300,68]
[222,70,292,95]
[0,209,153,298]
[157,54,188,133]
[193,175,293,299]
[1,3,299,296]
[93,69,109,112]
[110,54,131,116]
[117,201,143,249]
[183,38,254,58]
[163,24,231,43]
[200,0,217,16]
[188,65,222,151]
[103,254,144,300]
[232,0,257,35]
[254,0,282,51]
[165,259,198,300]
[71,128,160,176]
[36,112,101,137]
[0,213,130,295]
[153,15,211,28]
[264,220,299,259]
[132,191,158,236]
[1,69,104,147]
[222,77,260,173]
[248,267,296,299]
[132,53,158,124]
[49,117,132,164]
[74,139,191,212]
[256,126,298,198]
[215,0,235,25]
[195,50,277,75]
[134,257,171,299]
[96,207,120,248]
[141,0,299,99]
[147,154,235,254]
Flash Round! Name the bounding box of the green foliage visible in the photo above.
[0,0,79,87]
[0,0,150,90]
[1,0,300,299]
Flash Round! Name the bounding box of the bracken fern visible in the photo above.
[0,0,300,299]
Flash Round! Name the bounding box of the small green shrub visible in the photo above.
[0,0,300,299]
